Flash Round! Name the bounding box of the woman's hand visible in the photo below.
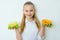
[15,29,22,40]
[40,26,45,40]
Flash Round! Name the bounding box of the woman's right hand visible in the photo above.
[15,29,22,40]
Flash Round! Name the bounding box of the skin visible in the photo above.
[15,4,45,40]
[23,4,35,21]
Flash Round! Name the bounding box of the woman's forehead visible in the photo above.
[23,5,34,10]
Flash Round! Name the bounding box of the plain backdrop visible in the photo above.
[0,0,60,40]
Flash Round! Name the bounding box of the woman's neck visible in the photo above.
[26,18,34,22]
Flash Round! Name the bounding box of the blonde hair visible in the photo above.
[20,1,41,34]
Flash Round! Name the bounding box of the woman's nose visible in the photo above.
[28,11,31,14]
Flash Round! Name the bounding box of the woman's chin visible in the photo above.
[26,16,32,19]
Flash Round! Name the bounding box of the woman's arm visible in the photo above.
[15,29,22,40]
[40,26,45,39]
[40,26,45,37]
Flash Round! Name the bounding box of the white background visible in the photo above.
[0,0,60,40]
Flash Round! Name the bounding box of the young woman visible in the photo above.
[15,1,45,40]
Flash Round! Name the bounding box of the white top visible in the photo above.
[21,18,42,40]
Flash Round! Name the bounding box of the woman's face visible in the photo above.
[23,4,35,19]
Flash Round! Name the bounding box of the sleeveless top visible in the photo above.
[21,18,42,40]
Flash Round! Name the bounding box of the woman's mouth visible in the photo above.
[27,15,32,16]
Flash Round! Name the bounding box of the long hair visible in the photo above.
[20,1,41,34]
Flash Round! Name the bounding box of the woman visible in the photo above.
[15,1,45,40]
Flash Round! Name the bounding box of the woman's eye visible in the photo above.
[25,10,28,12]
[30,10,33,12]
[25,10,33,12]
